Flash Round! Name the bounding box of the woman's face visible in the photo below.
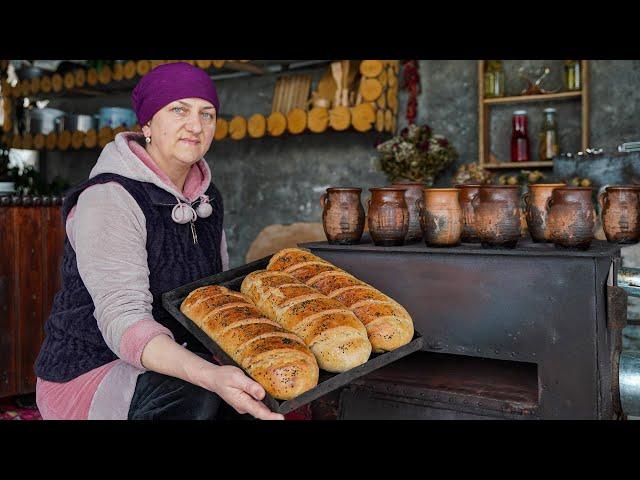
[143,97,216,166]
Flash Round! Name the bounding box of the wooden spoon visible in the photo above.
[341,60,350,106]
[331,61,342,107]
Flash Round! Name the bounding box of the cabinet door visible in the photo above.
[16,207,44,394]
[0,207,17,397]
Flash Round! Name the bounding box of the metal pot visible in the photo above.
[17,66,44,80]
[24,108,65,135]
[0,182,15,194]
[60,113,98,133]
[98,107,137,129]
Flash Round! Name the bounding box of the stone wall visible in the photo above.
[43,60,640,268]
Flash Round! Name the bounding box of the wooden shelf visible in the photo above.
[478,60,589,171]
[483,90,582,105]
[2,125,390,152]
[2,60,400,148]
[482,161,554,170]
[4,60,333,100]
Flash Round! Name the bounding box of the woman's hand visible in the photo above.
[141,334,284,420]
[204,364,285,421]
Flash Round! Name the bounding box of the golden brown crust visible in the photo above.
[181,285,245,316]
[201,304,267,333]
[241,270,371,372]
[295,311,368,345]
[267,248,331,272]
[329,285,389,307]
[180,284,318,400]
[307,271,364,296]
[266,248,415,352]
[284,261,337,283]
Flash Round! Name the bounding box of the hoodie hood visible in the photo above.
[89,132,212,203]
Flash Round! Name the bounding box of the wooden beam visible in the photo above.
[224,61,266,75]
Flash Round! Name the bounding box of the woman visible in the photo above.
[34,62,284,420]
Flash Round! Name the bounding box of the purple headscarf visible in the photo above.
[131,62,220,126]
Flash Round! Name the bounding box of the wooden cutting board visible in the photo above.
[271,74,312,114]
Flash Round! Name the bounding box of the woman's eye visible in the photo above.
[201,112,213,120]
[172,107,185,114]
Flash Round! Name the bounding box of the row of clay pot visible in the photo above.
[320,183,640,250]
[320,183,427,246]
[475,183,640,248]
[463,183,594,249]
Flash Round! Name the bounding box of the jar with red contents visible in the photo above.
[511,110,530,162]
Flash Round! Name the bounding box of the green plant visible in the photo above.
[7,165,69,195]
[376,123,458,184]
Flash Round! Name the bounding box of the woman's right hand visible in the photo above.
[204,364,285,420]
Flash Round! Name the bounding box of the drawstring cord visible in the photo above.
[168,195,213,245]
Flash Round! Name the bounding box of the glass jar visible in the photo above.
[484,60,505,98]
[511,110,530,162]
[564,60,581,91]
[539,108,559,161]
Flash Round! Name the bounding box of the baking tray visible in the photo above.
[161,254,424,415]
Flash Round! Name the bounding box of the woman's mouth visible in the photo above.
[180,138,200,145]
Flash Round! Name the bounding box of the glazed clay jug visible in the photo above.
[320,187,365,244]
[473,185,521,248]
[547,186,595,249]
[523,183,565,242]
[392,182,426,243]
[420,188,462,247]
[367,187,408,246]
[599,185,640,245]
[455,183,482,243]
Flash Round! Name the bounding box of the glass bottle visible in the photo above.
[539,108,559,161]
[564,60,581,91]
[484,60,505,98]
[511,110,530,162]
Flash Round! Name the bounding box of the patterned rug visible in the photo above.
[0,399,42,420]
[0,396,308,420]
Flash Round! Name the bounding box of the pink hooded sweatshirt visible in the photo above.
[36,132,229,420]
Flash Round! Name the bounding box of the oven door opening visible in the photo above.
[339,351,540,419]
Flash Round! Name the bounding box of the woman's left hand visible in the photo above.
[141,334,284,420]
[205,364,285,420]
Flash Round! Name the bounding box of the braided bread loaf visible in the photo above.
[180,285,319,400]
[267,248,414,352]
[241,270,372,372]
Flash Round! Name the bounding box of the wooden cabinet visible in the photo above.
[0,203,64,397]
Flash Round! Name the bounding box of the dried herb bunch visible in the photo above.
[498,170,546,186]
[453,161,494,185]
[376,124,458,184]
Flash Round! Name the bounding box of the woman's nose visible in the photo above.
[186,114,203,133]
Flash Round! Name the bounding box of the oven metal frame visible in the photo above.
[302,238,625,420]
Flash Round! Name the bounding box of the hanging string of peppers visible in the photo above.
[402,60,420,125]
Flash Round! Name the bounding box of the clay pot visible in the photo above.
[523,183,566,242]
[547,186,595,250]
[420,188,462,247]
[392,182,427,243]
[367,187,409,246]
[455,183,482,243]
[599,185,640,245]
[473,185,522,249]
[320,187,365,245]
